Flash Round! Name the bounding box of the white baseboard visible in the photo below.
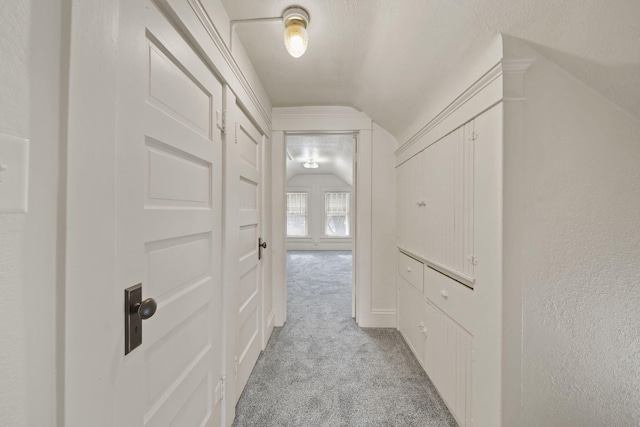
[359,309,396,328]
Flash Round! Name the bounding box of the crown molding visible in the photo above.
[185,0,272,128]
[396,58,535,158]
[501,58,535,74]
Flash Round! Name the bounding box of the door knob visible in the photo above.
[125,284,158,355]
[258,238,267,260]
[133,298,157,320]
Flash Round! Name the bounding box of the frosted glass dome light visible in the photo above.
[302,159,319,169]
[283,7,309,58]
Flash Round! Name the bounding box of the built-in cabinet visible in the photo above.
[397,122,475,287]
[397,94,508,427]
[397,252,473,427]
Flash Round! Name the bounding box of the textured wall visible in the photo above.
[521,53,640,426]
[0,1,30,425]
[0,1,61,426]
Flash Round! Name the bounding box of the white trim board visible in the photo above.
[157,0,272,135]
[273,106,372,132]
[271,106,395,328]
[395,58,534,166]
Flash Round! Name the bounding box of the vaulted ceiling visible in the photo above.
[222,0,640,139]
[286,134,355,186]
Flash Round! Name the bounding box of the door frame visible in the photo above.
[271,106,375,327]
[283,131,358,316]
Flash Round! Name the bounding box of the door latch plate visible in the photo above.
[125,284,142,355]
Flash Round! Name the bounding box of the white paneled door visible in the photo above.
[233,106,264,401]
[114,1,224,426]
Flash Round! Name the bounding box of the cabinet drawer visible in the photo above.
[398,251,424,292]
[423,265,474,331]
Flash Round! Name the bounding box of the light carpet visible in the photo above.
[233,250,457,427]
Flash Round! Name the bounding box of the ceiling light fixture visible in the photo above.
[229,6,310,59]
[302,159,319,169]
[282,7,309,58]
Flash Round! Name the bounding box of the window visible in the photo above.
[325,192,350,237]
[286,193,308,236]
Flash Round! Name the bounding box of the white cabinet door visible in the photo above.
[397,154,423,254]
[396,158,411,250]
[398,277,426,365]
[423,131,456,269]
[420,123,475,281]
[423,301,473,427]
[414,150,426,255]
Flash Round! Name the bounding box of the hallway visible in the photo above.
[233,251,456,426]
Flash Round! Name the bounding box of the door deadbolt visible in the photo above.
[125,284,157,355]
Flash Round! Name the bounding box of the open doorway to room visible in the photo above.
[285,133,357,319]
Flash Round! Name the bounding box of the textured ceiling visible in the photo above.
[286,134,355,186]
[222,0,640,139]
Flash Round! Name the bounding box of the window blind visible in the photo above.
[287,193,307,215]
[325,192,349,215]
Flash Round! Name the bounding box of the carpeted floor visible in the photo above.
[233,250,457,427]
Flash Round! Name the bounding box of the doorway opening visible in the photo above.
[284,133,357,318]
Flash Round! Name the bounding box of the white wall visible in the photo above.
[518,49,640,426]
[0,4,30,424]
[395,34,640,425]
[286,173,353,251]
[272,107,398,327]
[370,123,398,313]
[199,0,271,131]
[0,0,62,425]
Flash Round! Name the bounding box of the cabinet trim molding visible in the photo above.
[395,58,534,164]
[398,245,475,288]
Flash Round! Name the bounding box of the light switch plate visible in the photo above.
[0,134,29,213]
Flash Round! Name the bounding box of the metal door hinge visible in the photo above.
[234,356,239,378]
[467,255,478,265]
[221,376,226,401]
[467,131,479,141]
[216,110,228,134]
[234,123,239,144]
